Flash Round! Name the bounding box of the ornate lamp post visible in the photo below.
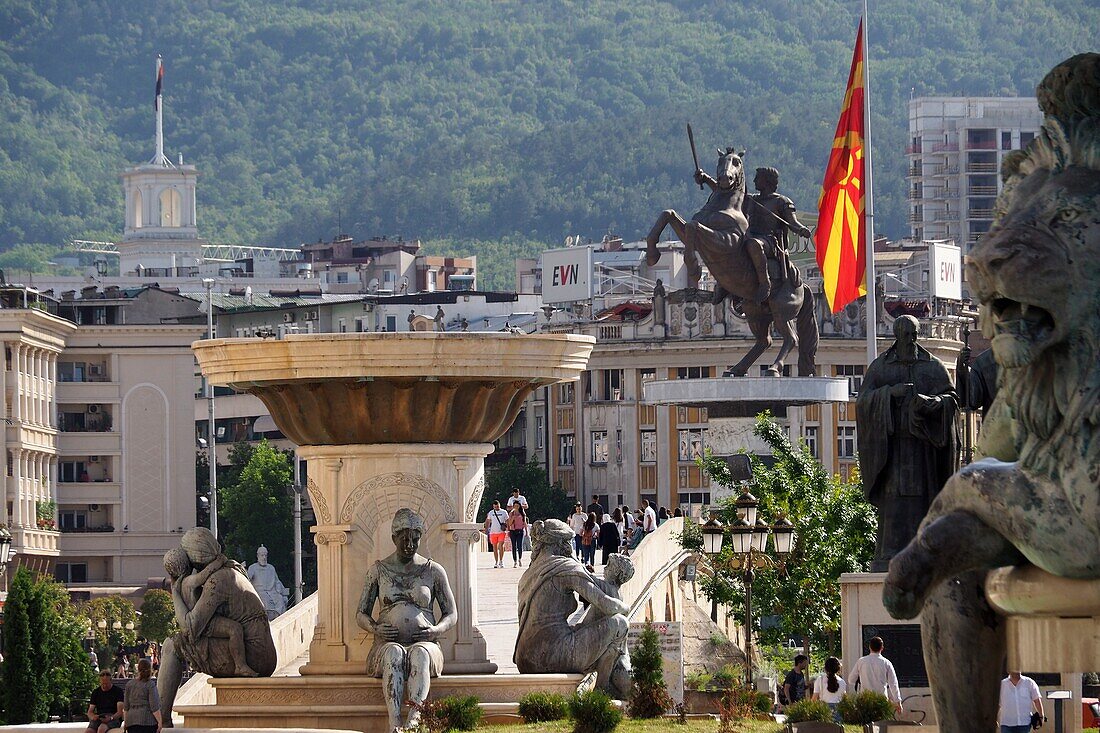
[700,489,797,688]
[0,525,13,576]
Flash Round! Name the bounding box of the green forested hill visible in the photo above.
[0,0,1095,287]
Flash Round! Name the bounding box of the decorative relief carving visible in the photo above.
[306,478,331,524]
[448,529,482,545]
[340,472,457,523]
[314,530,349,545]
[464,476,485,522]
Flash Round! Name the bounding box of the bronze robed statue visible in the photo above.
[646,129,818,377]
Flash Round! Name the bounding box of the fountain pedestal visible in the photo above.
[300,443,494,674]
[192,333,594,689]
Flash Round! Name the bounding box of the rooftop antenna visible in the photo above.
[151,56,173,167]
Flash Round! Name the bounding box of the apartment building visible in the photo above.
[906,97,1042,248]
[0,285,204,597]
[303,234,477,294]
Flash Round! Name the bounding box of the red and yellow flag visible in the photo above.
[815,20,866,313]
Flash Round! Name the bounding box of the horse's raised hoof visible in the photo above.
[712,284,728,305]
[882,544,937,620]
[723,368,747,377]
[764,367,780,378]
[644,235,661,266]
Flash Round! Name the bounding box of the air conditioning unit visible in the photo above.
[89,504,100,511]
[88,404,100,414]
[88,364,102,376]
[89,455,99,462]
[283,312,295,323]
[304,310,319,321]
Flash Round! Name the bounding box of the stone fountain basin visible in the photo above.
[193,333,594,445]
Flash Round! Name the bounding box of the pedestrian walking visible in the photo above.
[579,512,599,565]
[507,503,528,567]
[587,494,605,517]
[642,500,658,535]
[782,654,809,707]
[567,503,587,557]
[483,500,510,569]
[598,513,620,565]
[506,487,528,510]
[811,656,847,722]
[612,508,626,553]
[122,657,162,733]
[848,636,903,714]
[657,506,670,526]
[998,671,1044,733]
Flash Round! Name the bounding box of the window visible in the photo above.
[837,424,857,459]
[558,434,575,466]
[615,429,623,464]
[591,430,609,464]
[336,272,349,284]
[159,188,182,227]
[640,368,656,382]
[59,511,87,531]
[558,382,575,403]
[676,366,708,380]
[386,315,397,332]
[535,416,544,449]
[1001,131,1012,150]
[678,428,705,461]
[681,491,712,507]
[1020,131,1035,147]
[602,369,624,400]
[338,318,347,333]
[835,365,864,395]
[59,362,86,382]
[641,430,658,463]
[59,462,87,483]
[55,563,88,584]
[6,451,12,477]
[803,426,819,458]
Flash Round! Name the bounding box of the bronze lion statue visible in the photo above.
[882,53,1100,733]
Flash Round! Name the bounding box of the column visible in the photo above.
[305,457,352,671]
[33,349,41,426]
[11,449,21,526]
[14,345,23,423]
[49,353,57,428]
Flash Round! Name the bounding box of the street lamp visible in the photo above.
[0,525,14,578]
[202,277,218,539]
[700,506,798,689]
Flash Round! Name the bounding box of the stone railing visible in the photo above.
[618,518,690,618]
[173,592,318,710]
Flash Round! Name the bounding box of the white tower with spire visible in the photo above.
[118,56,205,277]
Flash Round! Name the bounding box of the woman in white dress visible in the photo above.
[812,656,847,723]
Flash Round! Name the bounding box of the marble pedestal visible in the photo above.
[301,443,494,675]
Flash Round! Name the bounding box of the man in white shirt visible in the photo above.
[483,501,510,568]
[847,636,902,713]
[567,503,587,557]
[998,671,1043,733]
[642,500,658,534]
[506,488,528,510]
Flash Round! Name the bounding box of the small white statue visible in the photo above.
[246,545,290,619]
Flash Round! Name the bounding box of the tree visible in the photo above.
[34,577,96,721]
[2,567,39,723]
[139,589,179,645]
[479,457,572,522]
[678,413,876,656]
[628,621,674,717]
[218,439,294,574]
[80,595,138,665]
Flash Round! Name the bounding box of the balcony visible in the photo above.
[930,165,960,176]
[966,139,998,150]
[931,142,959,152]
[966,162,998,173]
[57,481,121,505]
[968,208,995,219]
[57,382,120,404]
[12,526,60,555]
[969,186,998,196]
[907,166,923,177]
[905,144,922,154]
[57,431,120,455]
[908,213,925,223]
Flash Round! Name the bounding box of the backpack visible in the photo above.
[581,528,595,546]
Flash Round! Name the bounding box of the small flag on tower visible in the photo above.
[155,61,164,111]
[815,20,867,313]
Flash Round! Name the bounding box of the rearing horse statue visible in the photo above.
[645,147,818,377]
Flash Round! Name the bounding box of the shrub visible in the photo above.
[570,690,622,733]
[685,671,713,690]
[139,589,179,644]
[838,690,896,724]
[784,698,834,723]
[519,691,569,722]
[416,694,481,733]
[628,621,674,717]
[712,664,739,689]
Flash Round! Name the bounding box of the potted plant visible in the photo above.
[36,500,56,530]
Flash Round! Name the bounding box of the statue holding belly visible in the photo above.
[356,509,458,732]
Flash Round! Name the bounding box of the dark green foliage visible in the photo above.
[218,440,294,574]
[837,690,896,724]
[784,698,835,723]
[480,457,571,522]
[628,621,674,718]
[0,2,1096,285]
[2,568,38,723]
[426,694,482,732]
[79,595,138,664]
[139,589,179,645]
[569,690,622,733]
[2,569,96,723]
[518,691,570,722]
[679,413,876,655]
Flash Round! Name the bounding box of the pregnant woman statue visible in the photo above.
[356,509,458,732]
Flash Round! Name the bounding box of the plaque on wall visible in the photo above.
[861,625,927,688]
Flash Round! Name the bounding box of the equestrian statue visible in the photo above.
[646,128,818,377]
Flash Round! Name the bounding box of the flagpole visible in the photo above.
[155,56,165,165]
[861,3,878,362]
